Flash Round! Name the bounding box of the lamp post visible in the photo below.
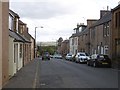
[35,26,43,58]
[35,27,38,44]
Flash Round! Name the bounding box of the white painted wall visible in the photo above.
[69,38,73,54]
[70,37,79,55]
[9,36,16,78]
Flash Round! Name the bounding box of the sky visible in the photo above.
[9,0,120,42]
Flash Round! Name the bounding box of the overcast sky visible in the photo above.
[10,0,119,42]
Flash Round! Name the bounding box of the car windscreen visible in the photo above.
[97,55,109,60]
[79,54,85,56]
[68,54,72,56]
[85,53,89,56]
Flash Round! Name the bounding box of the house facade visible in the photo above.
[69,24,87,55]
[30,35,35,60]
[8,9,35,79]
[0,1,9,89]
[89,10,111,57]
[18,20,31,66]
[111,4,120,68]
[69,10,112,57]
[57,37,63,54]
[9,10,25,78]
[78,28,89,54]
[61,40,69,57]
[69,34,79,55]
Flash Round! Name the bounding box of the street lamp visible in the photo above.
[35,26,43,58]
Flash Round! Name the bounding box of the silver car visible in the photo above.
[65,53,73,61]
[75,52,90,63]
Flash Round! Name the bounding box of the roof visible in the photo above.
[9,30,31,43]
[28,33,35,40]
[91,11,112,28]
[9,30,24,42]
[17,33,31,43]
[69,27,89,38]
[63,40,69,43]
[19,20,27,25]
[9,9,20,18]
[112,4,120,12]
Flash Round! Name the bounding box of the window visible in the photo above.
[75,37,77,45]
[119,12,120,27]
[72,38,74,45]
[20,44,23,58]
[103,22,110,37]
[107,23,110,36]
[9,15,14,30]
[115,12,118,28]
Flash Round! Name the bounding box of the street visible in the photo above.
[36,58,118,88]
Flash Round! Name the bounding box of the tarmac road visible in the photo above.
[37,58,118,88]
[3,58,119,89]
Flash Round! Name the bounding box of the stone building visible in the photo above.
[111,4,120,68]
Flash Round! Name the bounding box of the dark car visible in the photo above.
[42,52,50,60]
[87,54,111,67]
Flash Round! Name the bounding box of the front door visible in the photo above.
[14,44,18,71]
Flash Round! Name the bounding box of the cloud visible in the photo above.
[10,0,120,42]
[10,1,74,19]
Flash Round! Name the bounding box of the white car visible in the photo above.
[75,52,90,63]
[65,53,73,61]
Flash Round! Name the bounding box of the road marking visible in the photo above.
[32,60,39,88]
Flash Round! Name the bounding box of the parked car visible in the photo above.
[50,55,54,58]
[42,52,50,60]
[53,54,63,59]
[71,54,76,62]
[87,54,111,67]
[75,52,90,63]
[65,53,73,61]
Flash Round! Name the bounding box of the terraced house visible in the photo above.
[69,3,120,68]
[9,9,35,77]
[0,1,35,88]
[89,10,112,57]
[69,24,87,55]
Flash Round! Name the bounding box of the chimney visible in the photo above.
[87,19,98,28]
[107,6,109,11]
[100,10,110,18]
[26,27,28,33]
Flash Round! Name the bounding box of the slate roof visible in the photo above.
[9,30,31,43]
[9,30,24,42]
[112,4,120,12]
[9,9,20,18]
[91,11,112,28]
[69,27,89,38]
[62,40,69,43]
[70,11,112,39]
[18,34,31,43]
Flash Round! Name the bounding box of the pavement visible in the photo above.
[2,58,40,89]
